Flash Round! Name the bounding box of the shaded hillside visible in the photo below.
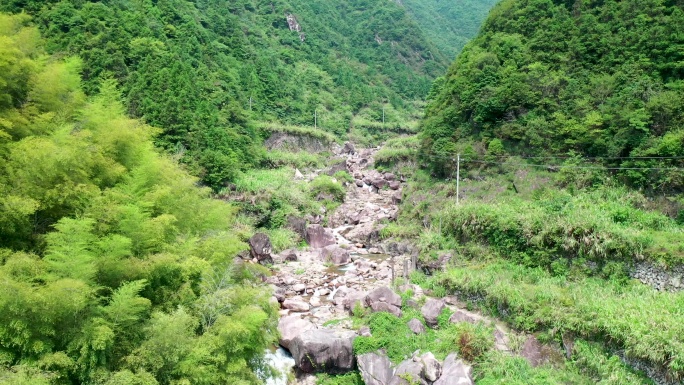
[401,0,499,59]
[1,0,447,188]
[421,0,684,192]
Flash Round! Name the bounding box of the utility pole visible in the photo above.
[249,96,252,111]
[456,153,460,205]
[314,109,317,129]
[382,106,385,124]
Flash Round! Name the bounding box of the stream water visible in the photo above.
[264,346,295,385]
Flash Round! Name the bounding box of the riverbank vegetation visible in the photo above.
[0,14,278,384]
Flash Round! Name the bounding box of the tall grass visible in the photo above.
[432,260,684,379]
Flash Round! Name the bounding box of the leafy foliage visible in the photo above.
[0,15,277,384]
[421,0,684,192]
[0,0,457,189]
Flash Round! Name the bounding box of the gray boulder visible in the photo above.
[370,302,402,317]
[408,318,426,334]
[358,352,393,385]
[342,142,356,155]
[388,181,401,190]
[420,352,442,382]
[278,315,315,350]
[319,245,351,266]
[342,289,367,311]
[371,178,388,189]
[365,287,402,307]
[433,354,473,385]
[249,233,273,264]
[283,298,310,312]
[365,287,402,317]
[290,329,356,373]
[421,298,445,328]
[390,359,427,385]
[305,224,336,249]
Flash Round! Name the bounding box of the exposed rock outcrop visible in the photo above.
[290,329,356,373]
[278,315,316,350]
[358,352,393,385]
[249,233,273,264]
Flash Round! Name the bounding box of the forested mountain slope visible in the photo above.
[0,13,276,384]
[0,0,448,189]
[421,0,684,192]
[401,0,500,59]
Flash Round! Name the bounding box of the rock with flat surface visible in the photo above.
[283,298,310,312]
[290,329,356,373]
[433,354,473,385]
[358,352,393,385]
[520,335,544,367]
[370,301,402,317]
[389,180,401,190]
[421,298,445,328]
[449,309,489,325]
[305,224,336,249]
[278,315,315,350]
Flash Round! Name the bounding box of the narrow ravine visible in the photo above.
[262,144,557,385]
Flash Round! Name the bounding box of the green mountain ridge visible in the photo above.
[421,0,684,193]
[400,0,500,60]
[1,0,463,189]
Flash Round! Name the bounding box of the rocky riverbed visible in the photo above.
[255,144,556,385]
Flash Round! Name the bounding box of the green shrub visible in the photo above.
[310,175,346,202]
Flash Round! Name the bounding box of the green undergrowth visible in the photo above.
[316,371,363,385]
[226,166,347,246]
[261,150,326,169]
[257,122,338,143]
[438,187,684,269]
[352,308,494,363]
[349,305,627,384]
[374,135,420,169]
[393,166,684,270]
[421,260,684,380]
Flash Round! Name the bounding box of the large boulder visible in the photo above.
[358,352,393,385]
[305,224,336,249]
[249,233,273,265]
[342,289,367,311]
[287,216,308,239]
[319,245,351,266]
[283,298,310,312]
[420,352,442,382]
[290,329,356,373]
[389,359,428,385]
[433,354,473,385]
[365,287,402,317]
[421,298,445,328]
[407,318,426,334]
[365,287,402,307]
[278,315,315,350]
[371,178,388,189]
[342,142,356,155]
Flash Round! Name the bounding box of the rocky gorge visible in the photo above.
[248,144,561,385]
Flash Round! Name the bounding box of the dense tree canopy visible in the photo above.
[401,0,499,59]
[421,0,684,192]
[0,0,453,189]
[0,14,277,384]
